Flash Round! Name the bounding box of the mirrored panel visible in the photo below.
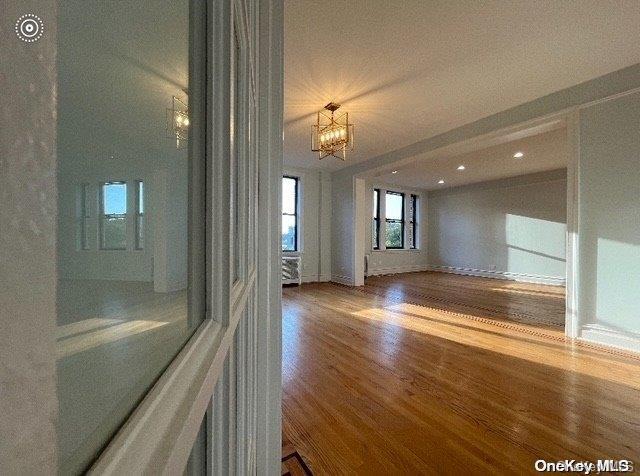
[56,1,204,472]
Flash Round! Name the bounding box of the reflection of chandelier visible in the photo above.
[311,102,354,160]
[167,95,189,149]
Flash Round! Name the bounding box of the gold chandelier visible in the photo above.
[167,95,189,149]
[311,102,354,160]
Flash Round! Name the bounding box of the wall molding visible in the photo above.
[579,324,640,354]
[428,265,566,286]
[367,265,429,276]
[331,274,354,286]
[301,274,331,283]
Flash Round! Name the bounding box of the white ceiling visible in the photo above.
[374,127,567,191]
[284,0,640,171]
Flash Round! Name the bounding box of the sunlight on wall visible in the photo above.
[505,213,566,276]
[596,238,640,333]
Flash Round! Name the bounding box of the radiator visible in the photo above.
[282,256,302,285]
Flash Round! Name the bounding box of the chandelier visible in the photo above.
[167,95,189,149]
[311,102,354,160]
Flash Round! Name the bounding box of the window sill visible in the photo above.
[282,251,302,256]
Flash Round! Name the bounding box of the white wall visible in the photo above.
[283,166,332,282]
[364,182,429,276]
[1,1,59,470]
[331,174,356,284]
[427,170,567,285]
[578,90,640,350]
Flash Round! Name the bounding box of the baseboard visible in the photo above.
[331,274,353,286]
[367,265,429,277]
[428,265,566,286]
[301,274,332,284]
[579,324,640,354]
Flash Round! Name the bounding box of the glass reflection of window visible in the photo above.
[100,182,127,250]
[77,183,91,250]
[282,176,298,252]
[55,0,205,473]
[232,32,240,283]
[136,180,144,250]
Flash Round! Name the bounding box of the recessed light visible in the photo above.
[392,170,398,174]
[513,151,524,159]
[457,165,466,170]
[438,179,445,184]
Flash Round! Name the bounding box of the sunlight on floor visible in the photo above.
[57,319,171,358]
[489,286,565,298]
[350,302,640,389]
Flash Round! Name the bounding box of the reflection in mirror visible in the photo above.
[55,1,204,473]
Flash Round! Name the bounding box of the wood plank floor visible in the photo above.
[282,272,640,475]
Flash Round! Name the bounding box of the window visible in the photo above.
[77,183,91,250]
[372,189,380,249]
[409,194,417,249]
[385,191,404,249]
[135,180,144,250]
[100,181,127,250]
[282,176,298,251]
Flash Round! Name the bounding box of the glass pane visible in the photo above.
[56,1,204,473]
[386,222,403,248]
[232,33,240,283]
[386,192,403,220]
[282,177,297,214]
[101,216,127,250]
[103,182,127,215]
[282,214,296,251]
[138,181,144,214]
[373,190,378,218]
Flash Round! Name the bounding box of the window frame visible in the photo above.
[409,193,417,250]
[135,180,145,250]
[385,190,405,250]
[281,175,299,252]
[77,183,91,250]
[99,180,128,251]
[372,188,380,250]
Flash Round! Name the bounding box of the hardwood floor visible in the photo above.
[282,272,640,475]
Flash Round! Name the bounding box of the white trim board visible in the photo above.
[367,265,429,277]
[579,324,640,354]
[428,265,566,286]
[301,274,331,283]
[331,274,354,286]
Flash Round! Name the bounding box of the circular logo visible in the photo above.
[15,14,44,43]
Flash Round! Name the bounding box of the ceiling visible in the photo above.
[58,0,188,166]
[374,127,567,191]
[284,0,640,171]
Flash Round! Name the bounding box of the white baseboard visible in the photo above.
[579,324,640,354]
[301,274,332,284]
[367,265,429,277]
[428,265,566,286]
[331,274,353,286]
